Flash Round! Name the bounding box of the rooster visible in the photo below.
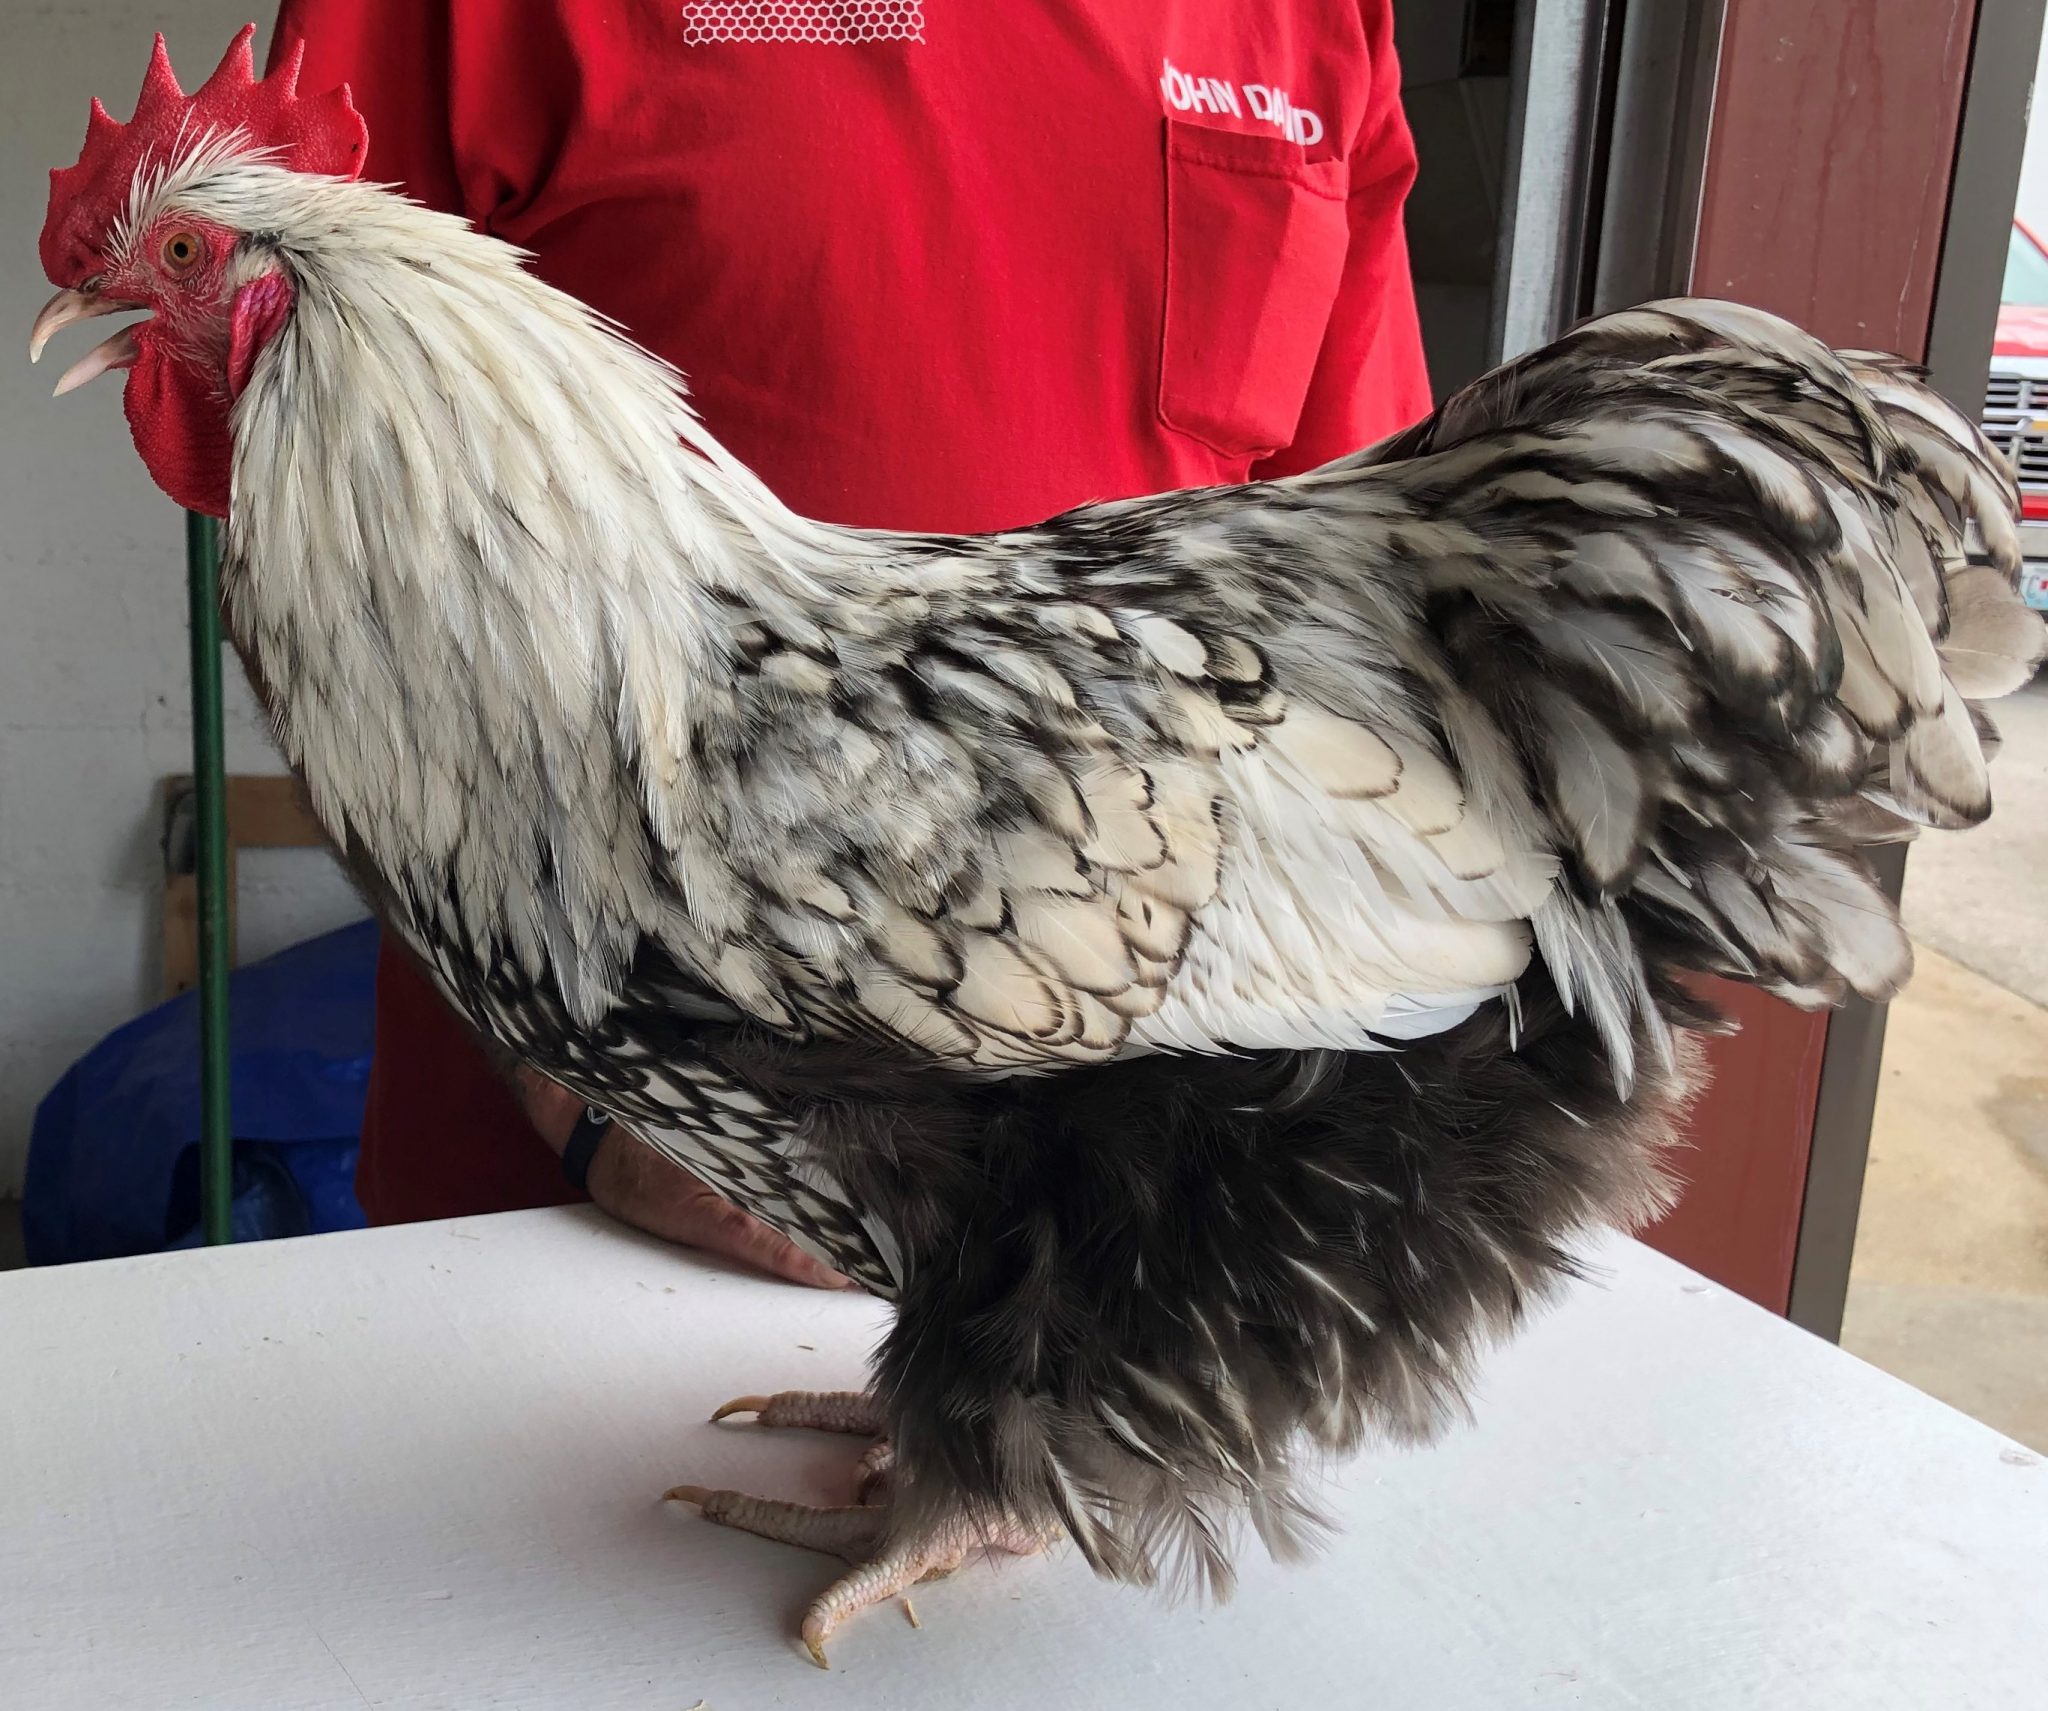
[33,31,2043,1666]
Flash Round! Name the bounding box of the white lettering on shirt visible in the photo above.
[1160,59,1324,149]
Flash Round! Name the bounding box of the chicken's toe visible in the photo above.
[709,1387,883,1434]
[797,1532,974,1669]
[667,1458,1052,1665]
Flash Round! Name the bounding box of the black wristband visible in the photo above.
[560,1105,612,1195]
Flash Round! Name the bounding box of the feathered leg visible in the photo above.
[648,983,1696,1665]
[811,978,1702,1604]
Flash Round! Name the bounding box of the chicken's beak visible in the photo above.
[29,287,143,397]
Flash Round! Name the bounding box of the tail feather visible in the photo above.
[1379,298,2039,1033]
[1937,561,2045,699]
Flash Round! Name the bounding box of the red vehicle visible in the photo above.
[1983,221,2048,608]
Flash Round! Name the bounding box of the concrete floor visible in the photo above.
[1899,675,2048,1005]
[1843,947,2048,1448]
[1842,674,2048,1451]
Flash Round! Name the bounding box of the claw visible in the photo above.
[663,1484,710,1506]
[711,1395,772,1423]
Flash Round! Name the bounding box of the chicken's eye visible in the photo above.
[159,231,203,276]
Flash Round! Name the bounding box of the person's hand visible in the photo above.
[512,1070,850,1290]
[586,1130,852,1289]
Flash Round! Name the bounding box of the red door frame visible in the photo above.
[1637,0,1985,1312]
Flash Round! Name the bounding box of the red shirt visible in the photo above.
[273,0,1430,1224]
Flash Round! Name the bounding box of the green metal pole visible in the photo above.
[186,509,234,1245]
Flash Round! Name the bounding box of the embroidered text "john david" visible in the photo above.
[1160,59,1326,148]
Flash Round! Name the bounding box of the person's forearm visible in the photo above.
[508,1063,586,1151]
[509,1064,849,1289]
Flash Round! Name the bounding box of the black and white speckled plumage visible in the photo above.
[85,151,2042,1594]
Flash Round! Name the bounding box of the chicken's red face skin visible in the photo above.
[79,214,277,521]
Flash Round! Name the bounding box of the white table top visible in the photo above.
[1,1207,2041,1710]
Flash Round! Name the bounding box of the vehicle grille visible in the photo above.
[1982,370,2048,493]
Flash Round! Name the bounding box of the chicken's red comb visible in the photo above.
[41,25,367,285]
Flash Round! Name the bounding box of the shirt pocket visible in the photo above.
[1158,117,1351,462]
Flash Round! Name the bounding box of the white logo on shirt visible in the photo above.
[1160,58,1325,149]
[680,1,924,46]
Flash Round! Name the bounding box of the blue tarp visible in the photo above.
[23,918,376,1265]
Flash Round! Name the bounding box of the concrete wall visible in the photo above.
[0,4,363,1189]
[2016,25,2048,233]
